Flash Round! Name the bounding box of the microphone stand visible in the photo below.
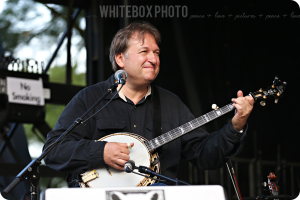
[137,166,190,186]
[2,82,120,200]
[226,159,243,200]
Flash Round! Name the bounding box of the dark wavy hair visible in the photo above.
[109,21,161,72]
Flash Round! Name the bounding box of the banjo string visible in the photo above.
[147,105,233,149]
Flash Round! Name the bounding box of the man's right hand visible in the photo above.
[103,142,134,170]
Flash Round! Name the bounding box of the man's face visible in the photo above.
[117,32,160,86]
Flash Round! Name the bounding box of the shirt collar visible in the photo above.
[117,84,152,102]
[104,74,152,102]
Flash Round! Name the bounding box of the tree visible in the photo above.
[0,0,85,55]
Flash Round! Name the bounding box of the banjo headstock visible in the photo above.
[250,76,287,106]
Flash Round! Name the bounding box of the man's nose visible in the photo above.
[148,52,158,65]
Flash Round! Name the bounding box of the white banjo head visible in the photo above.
[83,133,155,187]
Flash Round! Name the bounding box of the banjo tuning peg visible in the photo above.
[260,101,266,106]
[273,76,280,86]
[212,104,219,110]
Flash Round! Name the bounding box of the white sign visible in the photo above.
[6,77,45,106]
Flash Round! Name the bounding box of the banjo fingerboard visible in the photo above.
[145,103,235,151]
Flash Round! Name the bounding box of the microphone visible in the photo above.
[114,70,127,85]
[138,166,155,176]
[124,160,136,173]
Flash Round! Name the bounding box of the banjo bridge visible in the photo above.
[82,169,99,183]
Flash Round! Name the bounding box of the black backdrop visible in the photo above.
[94,0,299,161]
[29,0,300,198]
[93,0,300,163]
[149,0,300,162]
[98,0,300,197]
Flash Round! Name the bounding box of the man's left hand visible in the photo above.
[231,90,254,131]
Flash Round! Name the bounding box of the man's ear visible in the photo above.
[115,53,124,69]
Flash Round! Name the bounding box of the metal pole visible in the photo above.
[66,0,74,85]
[291,165,294,195]
[205,170,209,185]
[43,9,81,74]
[257,151,262,196]
[249,162,255,197]
[123,0,129,27]
[0,123,18,159]
[188,162,193,184]
[220,167,224,187]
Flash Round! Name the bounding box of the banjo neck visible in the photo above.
[145,103,235,151]
[145,76,288,152]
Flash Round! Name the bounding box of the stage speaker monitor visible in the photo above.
[45,185,226,200]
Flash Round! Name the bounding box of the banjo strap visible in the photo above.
[151,85,163,167]
[152,85,162,139]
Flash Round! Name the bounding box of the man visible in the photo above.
[43,21,253,186]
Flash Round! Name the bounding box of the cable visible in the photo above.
[82,84,124,123]
[131,171,165,182]
[226,163,240,200]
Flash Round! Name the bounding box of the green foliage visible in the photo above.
[44,64,86,129]
[39,177,68,190]
[0,0,40,52]
[48,64,86,86]
[0,0,85,54]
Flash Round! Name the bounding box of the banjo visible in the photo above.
[80,77,286,188]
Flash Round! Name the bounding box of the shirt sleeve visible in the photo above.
[43,88,107,174]
[179,102,247,170]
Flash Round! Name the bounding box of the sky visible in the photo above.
[0,1,5,13]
